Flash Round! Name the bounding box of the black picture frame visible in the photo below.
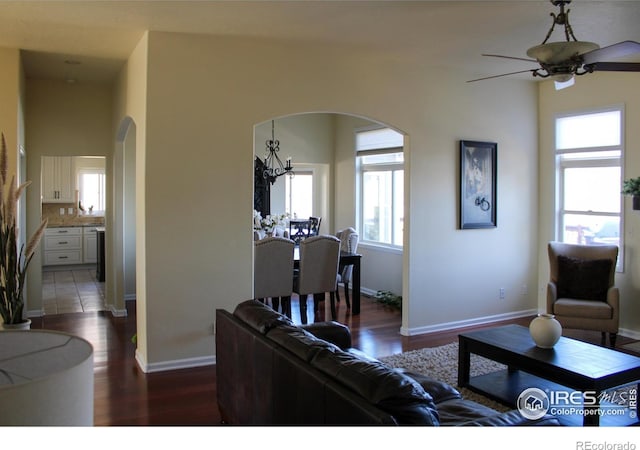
[459,140,497,229]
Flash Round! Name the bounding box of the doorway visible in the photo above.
[252,112,405,314]
[41,155,107,315]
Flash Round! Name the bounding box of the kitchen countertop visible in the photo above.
[45,216,105,228]
[46,223,104,228]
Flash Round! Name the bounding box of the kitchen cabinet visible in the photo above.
[43,226,102,266]
[41,156,75,203]
[82,226,98,263]
[43,227,82,265]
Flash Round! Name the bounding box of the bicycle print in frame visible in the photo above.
[460,140,497,229]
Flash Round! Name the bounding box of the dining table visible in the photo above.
[294,246,363,315]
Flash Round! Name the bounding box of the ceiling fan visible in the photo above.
[468,0,640,89]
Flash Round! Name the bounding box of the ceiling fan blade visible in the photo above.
[467,69,537,83]
[582,41,640,65]
[588,62,640,72]
[482,54,538,63]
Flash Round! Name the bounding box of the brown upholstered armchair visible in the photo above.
[547,241,620,347]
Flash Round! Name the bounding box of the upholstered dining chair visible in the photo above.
[334,227,359,309]
[547,241,620,347]
[293,234,341,322]
[254,236,295,316]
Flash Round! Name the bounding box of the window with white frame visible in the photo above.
[356,127,404,247]
[78,168,106,215]
[285,170,313,219]
[555,107,623,269]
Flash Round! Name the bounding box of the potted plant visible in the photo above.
[622,177,640,210]
[0,133,48,329]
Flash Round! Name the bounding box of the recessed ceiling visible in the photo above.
[1,1,639,84]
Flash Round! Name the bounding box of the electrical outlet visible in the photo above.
[59,208,65,215]
[68,207,74,215]
[522,284,528,296]
[499,288,505,300]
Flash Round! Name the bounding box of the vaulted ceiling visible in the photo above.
[1,1,639,84]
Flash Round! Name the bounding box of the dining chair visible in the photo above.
[289,219,310,245]
[308,216,322,236]
[254,236,295,316]
[335,227,359,309]
[293,234,341,321]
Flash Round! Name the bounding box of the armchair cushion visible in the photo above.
[553,298,613,320]
[556,255,612,301]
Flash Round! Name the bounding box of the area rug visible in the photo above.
[379,342,511,412]
[621,341,640,354]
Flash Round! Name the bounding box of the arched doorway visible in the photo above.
[253,112,406,324]
[111,117,137,316]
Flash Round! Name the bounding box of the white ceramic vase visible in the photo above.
[529,314,562,348]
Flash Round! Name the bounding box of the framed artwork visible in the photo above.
[459,140,497,229]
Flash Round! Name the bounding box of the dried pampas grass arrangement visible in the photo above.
[0,132,48,325]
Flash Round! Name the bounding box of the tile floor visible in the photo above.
[42,268,106,315]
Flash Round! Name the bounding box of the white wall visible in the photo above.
[119,30,541,369]
[537,72,640,338]
[112,32,149,367]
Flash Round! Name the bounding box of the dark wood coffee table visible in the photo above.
[458,324,640,426]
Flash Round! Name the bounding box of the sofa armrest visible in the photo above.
[301,321,352,349]
[546,281,557,314]
[461,410,560,426]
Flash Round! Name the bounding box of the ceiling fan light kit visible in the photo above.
[469,0,640,89]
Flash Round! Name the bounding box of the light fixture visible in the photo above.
[526,0,599,82]
[262,120,293,185]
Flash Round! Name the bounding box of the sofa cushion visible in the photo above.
[266,324,341,362]
[301,321,352,350]
[311,348,440,425]
[233,299,293,334]
[556,255,612,301]
[436,398,512,425]
[393,368,462,404]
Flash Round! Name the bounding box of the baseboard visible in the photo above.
[42,263,97,272]
[400,309,538,336]
[135,350,216,373]
[109,305,128,317]
[618,327,640,340]
[26,309,44,318]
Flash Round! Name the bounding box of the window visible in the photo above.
[555,107,623,269]
[78,169,106,215]
[356,127,404,247]
[285,171,313,219]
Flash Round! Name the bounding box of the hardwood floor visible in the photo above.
[26,291,639,426]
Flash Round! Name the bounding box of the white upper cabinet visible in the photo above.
[41,156,76,203]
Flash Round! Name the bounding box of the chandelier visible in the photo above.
[263,120,293,185]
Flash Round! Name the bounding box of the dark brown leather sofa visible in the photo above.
[216,300,559,426]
